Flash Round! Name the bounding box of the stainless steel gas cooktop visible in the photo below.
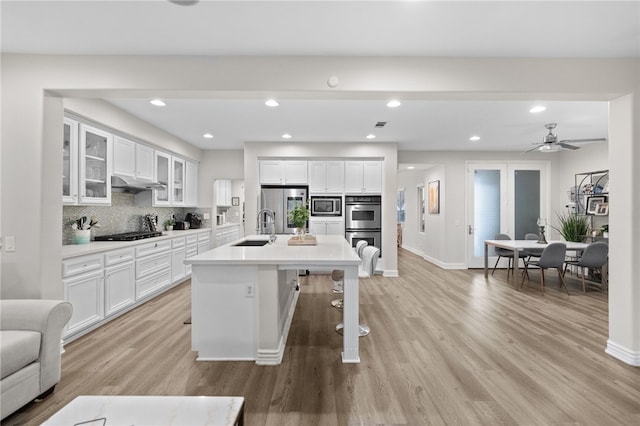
[93,231,163,241]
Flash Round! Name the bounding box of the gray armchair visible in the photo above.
[1,299,72,420]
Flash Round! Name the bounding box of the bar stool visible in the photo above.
[335,245,380,337]
[331,241,367,308]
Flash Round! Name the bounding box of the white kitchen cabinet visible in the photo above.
[79,123,112,205]
[62,117,79,204]
[153,151,171,206]
[215,224,240,247]
[309,217,344,236]
[185,234,198,275]
[151,151,195,207]
[214,179,232,207]
[184,160,198,207]
[260,160,308,185]
[113,136,154,182]
[63,268,104,337]
[172,157,185,206]
[308,161,344,193]
[135,239,172,299]
[104,260,135,316]
[171,237,187,283]
[345,161,382,194]
[197,231,211,253]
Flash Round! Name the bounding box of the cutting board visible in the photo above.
[288,235,318,246]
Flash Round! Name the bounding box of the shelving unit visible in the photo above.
[570,169,609,237]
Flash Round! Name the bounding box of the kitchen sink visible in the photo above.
[233,240,270,247]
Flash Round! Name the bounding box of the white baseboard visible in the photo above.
[606,339,640,366]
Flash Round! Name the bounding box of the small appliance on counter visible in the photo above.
[174,221,190,230]
[185,212,202,229]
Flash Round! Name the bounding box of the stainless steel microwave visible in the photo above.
[310,196,342,216]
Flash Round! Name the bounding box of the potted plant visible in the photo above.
[164,218,176,231]
[552,212,590,242]
[601,224,609,238]
[288,202,309,239]
[70,215,99,244]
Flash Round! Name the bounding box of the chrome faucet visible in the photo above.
[257,208,277,243]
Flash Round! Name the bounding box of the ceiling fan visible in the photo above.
[525,123,606,153]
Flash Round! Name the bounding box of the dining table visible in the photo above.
[484,239,589,278]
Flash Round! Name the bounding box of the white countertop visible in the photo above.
[186,234,361,267]
[42,395,244,426]
[61,228,212,259]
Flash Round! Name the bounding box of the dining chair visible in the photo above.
[336,245,380,337]
[521,242,569,295]
[563,241,609,292]
[524,232,544,261]
[492,233,527,279]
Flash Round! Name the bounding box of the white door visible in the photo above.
[466,161,549,268]
[466,163,507,268]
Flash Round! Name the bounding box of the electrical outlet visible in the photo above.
[203,213,210,220]
[245,284,254,298]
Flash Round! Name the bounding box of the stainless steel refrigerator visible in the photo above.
[260,186,308,234]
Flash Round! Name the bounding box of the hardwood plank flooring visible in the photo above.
[5,249,639,425]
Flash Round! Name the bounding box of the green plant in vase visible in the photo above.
[288,202,310,239]
[552,212,590,242]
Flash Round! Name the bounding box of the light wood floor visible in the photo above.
[5,249,639,425]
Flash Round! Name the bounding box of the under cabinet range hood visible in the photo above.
[111,176,166,193]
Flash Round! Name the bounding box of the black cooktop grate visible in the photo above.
[94,231,163,241]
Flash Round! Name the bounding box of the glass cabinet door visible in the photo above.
[154,151,171,206]
[172,157,185,205]
[79,124,112,205]
[62,118,78,204]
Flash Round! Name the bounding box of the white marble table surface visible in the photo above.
[42,395,245,426]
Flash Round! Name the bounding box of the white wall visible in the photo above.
[243,142,399,276]
[199,150,244,208]
[1,54,637,364]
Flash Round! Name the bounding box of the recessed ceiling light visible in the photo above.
[387,100,401,108]
[265,99,279,107]
[407,166,415,170]
[150,99,166,107]
[366,134,376,139]
[282,133,292,139]
[529,105,546,113]
[168,0,199,6]
[203,133,214,139]
[469,135,481,141]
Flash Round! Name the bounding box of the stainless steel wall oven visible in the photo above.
[345,195,382,255]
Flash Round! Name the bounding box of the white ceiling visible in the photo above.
[2,1,638,152]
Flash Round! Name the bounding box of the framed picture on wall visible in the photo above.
[586,196,606,215]
[232,197,240,206]
[428,180,440,214]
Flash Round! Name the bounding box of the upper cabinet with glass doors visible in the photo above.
[153,151,172,206]
[172,157,185,206]
[79,124,112,205]
[62,118,79,204]
[63,120,112,205]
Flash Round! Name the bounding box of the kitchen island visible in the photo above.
[185,235,362,365]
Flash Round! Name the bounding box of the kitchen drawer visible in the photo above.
[136,252,172,279]
[136,268,172,300]
[186,235,198,244]
[172,236,186,249]
[135,239,171,258]
[198,232,211,242]
[104,247,135,266]
[62,254,103,278]
[185,245,198,258]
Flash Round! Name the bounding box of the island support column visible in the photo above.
[342,265,360,363]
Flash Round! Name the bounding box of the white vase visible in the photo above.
[74,229,90,244]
